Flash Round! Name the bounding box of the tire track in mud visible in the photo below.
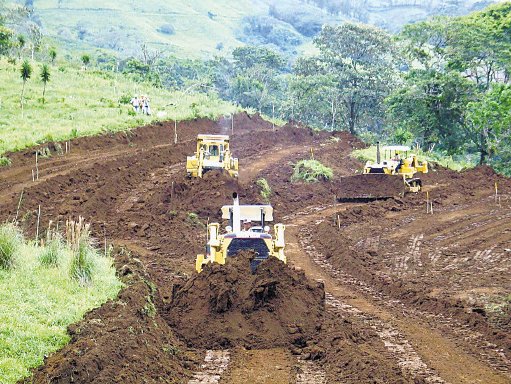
[284,204,511,384]
[188,350,231,384]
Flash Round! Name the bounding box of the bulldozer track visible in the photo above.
[295,358,327,384]
[188,350,231,384]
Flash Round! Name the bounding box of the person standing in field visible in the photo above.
[130,95,140,113]
[143,95,151,115]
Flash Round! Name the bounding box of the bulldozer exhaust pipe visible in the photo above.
[376,141,381,164]
[232,192,241,233]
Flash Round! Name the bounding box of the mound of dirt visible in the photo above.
[166,252,325,349]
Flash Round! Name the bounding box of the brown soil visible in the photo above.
[1,112,510,383]
[166,251,325,349]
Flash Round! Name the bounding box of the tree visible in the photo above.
[16,34,25,59]
[81,54,90,69]
[386,70,476,152]
[299,23,398,134]
[40,64,50,103]
[20,59,32,111]
[466,84,511,165]
[0,25,12,55]
[49,47,56,64]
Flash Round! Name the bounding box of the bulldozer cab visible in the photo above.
[186,134,239,178]
[196,193,286,273]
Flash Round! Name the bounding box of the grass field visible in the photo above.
[0,58,236,158]
[0,224,122,383]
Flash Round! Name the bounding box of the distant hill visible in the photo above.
[29,0,502,58]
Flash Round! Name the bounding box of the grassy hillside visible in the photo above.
[31,0,503,58]
[0,58,236,158]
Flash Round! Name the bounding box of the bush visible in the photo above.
[157,24,175,35]
[67,218,95,284]
[256,178,272,201]
[70,236,95,284]
[0,223,23,270]
[291,159,333,182]
[0,156,11,166]
[39,231,63,268]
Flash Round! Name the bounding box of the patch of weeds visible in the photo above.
[40,224,64,268]
[0,223,23,270]
[291,159,333,183]
[37,146,52,158]
[256,178,272,201]
[163,344,181,357]
[0,156,11,166]
[186,212,203,227]
[67,218,95,284]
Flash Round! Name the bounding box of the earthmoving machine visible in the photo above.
[195,193,286,273]
[336,142,428,202]
[186,134,239,178]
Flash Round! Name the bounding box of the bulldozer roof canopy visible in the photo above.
[221,205,274,221]
[382,145,410,151]
[197,134,230,142]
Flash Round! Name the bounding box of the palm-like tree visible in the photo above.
[20,60,32,111]
[40,64,50,103]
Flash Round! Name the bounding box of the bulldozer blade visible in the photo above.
[335,174,405,202]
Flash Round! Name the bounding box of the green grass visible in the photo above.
[0,224,122,383]
[291,159,333,182]
[0,58,237,157]
[256,178,271,201]
[352,146,478,171]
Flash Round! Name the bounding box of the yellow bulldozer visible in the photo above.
[196,193,286,273]
[363,143,428,192]
[186,134,239,178]
[336,143,428,202]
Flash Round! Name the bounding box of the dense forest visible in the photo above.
[1,1,511,173]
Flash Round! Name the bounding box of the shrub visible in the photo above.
[0,156,11,166]
[157,24,175,35]
[67,217,95,284]
[291,159,333,182]
[0,223,23,270]
[40,224,63,267]
[119,93,132,104]
[256,178,272,201]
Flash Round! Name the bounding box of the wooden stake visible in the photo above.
[14,189,24,223]
[171,181,175,200]
[337,214,341,229]
[65,141,68,153]
[426,191,430,213]
[495,181,498,204]
[174,120,178,144]
[310,148,314,160]
[32,169,35,182]
[36,205,41,242]
[35,151,39,180]
[272,103,275,131]
[104,224,107,257]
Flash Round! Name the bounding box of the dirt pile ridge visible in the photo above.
[26,248,196,384]
[166,251,325,349]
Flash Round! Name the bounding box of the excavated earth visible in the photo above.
[0,112,510,383]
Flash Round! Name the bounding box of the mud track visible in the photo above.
[1,113,510,383]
